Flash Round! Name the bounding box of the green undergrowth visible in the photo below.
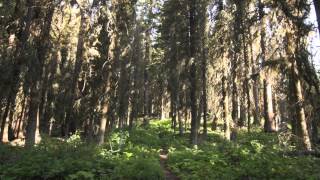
[166,129,320,180]
[0,119,320,179]
[0,121,167,180]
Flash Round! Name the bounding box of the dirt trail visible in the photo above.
[159,149,180,180]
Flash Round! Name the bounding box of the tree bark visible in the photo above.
[26,3,55,147]
[201,29,208,138]
[64,9,87,136]
[14,95,26,138]
[0,101,11,142]
[263,79,276,132]
[98,97,108,145]
[189,0,198,146]
[222,76,230,140]
[258,0,275,132]
[291,60,312,150]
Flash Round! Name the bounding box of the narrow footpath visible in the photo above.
[159,148,180,180]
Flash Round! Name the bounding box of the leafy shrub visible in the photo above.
[167,130,320,180]
[1,120,320,180]
[112,157,164,180]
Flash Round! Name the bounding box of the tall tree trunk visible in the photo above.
[201,28,208,138]
[242,25,251,132]
[64,10,87,136]
[98,5,116,143]
[250,31,260,125]
[1,0,34,143]
[258,0,275,132]
[129,65,138,129]
[231,1,241,127]
[26,3,55,147]
[41,48,59,135]
[189,0,198,146]
[143,28,151,126]
[291,60,312,150]
[118,59,130,128]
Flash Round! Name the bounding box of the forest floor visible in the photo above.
[159,148,179,180]
[1,119,320,179]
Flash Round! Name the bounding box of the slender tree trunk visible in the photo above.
[14,95,26,138]
[41,48,59,135]
[252,80,260,125]
[143,25,151,126]
[231,1,243,128]
[0,101,11,142]
[202,35,208,138]
[189,0,198,146]
[160,80,165,120]
[178,95,184,136]
[222,76,230,140]
[170,96,177,131]
[39,67,49,134]
[129,59,139,129]
[129,71,138,129]
[239,97,246,128]
[249,28,260,126]
[143,65,149,126]
[246,81,251,132]
[242,26,251,132]
[263,79,276,132]
[98,99,108,145]
[291,60,312,150]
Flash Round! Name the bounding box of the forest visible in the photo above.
[0,0,320,179]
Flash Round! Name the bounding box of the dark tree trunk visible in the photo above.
[201,32,208,137]
[1,0,34,143]
[118,59,130,128]
[178,93,184,136]
[26,3,55,147]
[250,31,260,126]
[143,32,150,126]
[243,26,251,132]
[222,76,230,140]
[14,95,26,138]
[189,0,198,146]
[64,10,87,136]
[231,1,241,127]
